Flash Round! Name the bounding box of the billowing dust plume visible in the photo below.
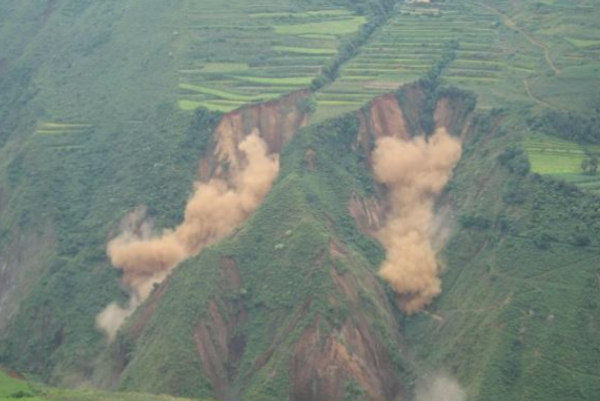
[373,127,461,314]
[97,132,279,340]
[416,374,465,401]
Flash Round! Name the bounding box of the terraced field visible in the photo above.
[313,0,542,120]
[475,0,600,112]
[525,133,600,195]
[33,122,92,152]
[311,0,600,120]
[175,0,364,112]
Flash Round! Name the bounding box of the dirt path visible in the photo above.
[473,1,561,75]
[523,78,557,109]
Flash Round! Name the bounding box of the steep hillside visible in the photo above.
[94,84,474,400]
[1,0,600,401]
[405,108,600,400]
[0,0,390,384]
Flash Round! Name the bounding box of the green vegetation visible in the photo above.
[1,0,600,400]
[169,0,374,112]
[110,111,404,399]
[406,108,600,400]
[273,17,366,36]
[525,134,589,174]
[0,103,222,385]
[0,369,209,401]
[272,46,337,56]
[0,370,39,401]
[524,134,600,195]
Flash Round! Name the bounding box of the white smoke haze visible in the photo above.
[416,374,466,401]
[95,299,139,343]
[373,127,462,314]
[97,131,279,341]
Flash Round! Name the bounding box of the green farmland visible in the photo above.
[525,134,600,195]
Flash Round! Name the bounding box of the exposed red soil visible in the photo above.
[305,148,316,171]
[0,365,26,380]
[291,316,404,401]
[129,283,168,339]
[220,257,242,289]
[357,93,410,161]
[291,236,406,401]
[251,297,311,375]
[331,268,358,303]
[328,240,347,260]
[194,258,247,400]
[348,193,385,236]
[398,85,427,137]
[370,93,410,140]
[200,90,309,180]
[434,96,474,136]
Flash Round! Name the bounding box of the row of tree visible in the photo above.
[528,94,600,145]
[309,0,396,91]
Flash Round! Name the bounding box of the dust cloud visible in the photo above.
[416,374,465,401]
[373,128,462,314]
[96,300,139,343]
[97,131,279,340]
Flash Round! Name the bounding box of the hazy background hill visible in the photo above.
[0,0,599,400]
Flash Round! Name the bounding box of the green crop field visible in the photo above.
[171,0,368,112]
[0,370,38,401]
[525,133,600,195]
[312,0,600,119]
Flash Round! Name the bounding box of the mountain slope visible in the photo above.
[0,0,391,384]
[1,0,600,401]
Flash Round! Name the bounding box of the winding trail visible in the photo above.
[523,78,557,109]
[470,1,562,107]
[473,1,561,75]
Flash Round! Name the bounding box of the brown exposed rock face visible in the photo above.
[194,258,247,401]
[190,93,308,400]
[330,87,474,400]
[200,90,310,180]
[353,92,411,238]
[434,97,473,137]
[351,87,474,242]
[370,93,410,140]
[292,248,405,401]
[292,317,404,401]
[111,85,475,401]
[289,240,406,401]
[129,283,168,340]
[357,93,410,159]
[349,193,386,235]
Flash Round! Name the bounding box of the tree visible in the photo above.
[581,156,599,175]
[591,156,599,174]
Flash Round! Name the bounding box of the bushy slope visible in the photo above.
[405,108,600,400]
[1,0,600,400]
[106,112,408,400]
